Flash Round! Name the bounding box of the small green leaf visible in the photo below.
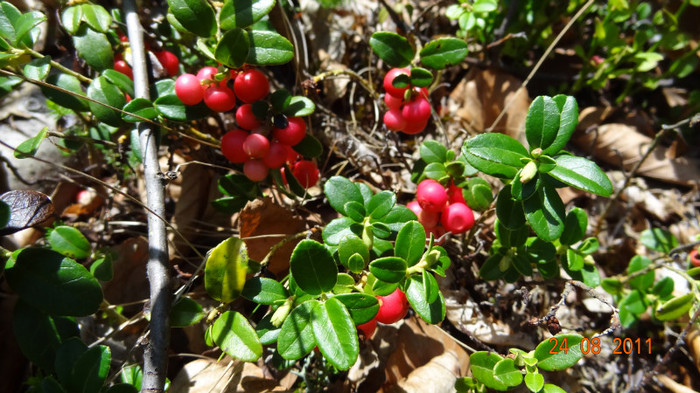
[324,176,364,216]
[405,275,445,324]
[369,256,407,283]
[367,191,395,218]
[256,313,280,345]
[167,0,216,37]
[241,277,288,305]
[80,4,111,33]
[578,237,599,255]
[463,133,529,179]
[525,372,544,392]
[13,300,64,370]
[282,96,316,117]
[55,338,87,387]
[290,240,338,295]
[493,358,523,387]
[338,235,369,272]
[463,177,493,211]
[41,73,89,112]
[469,352,508,391]
[102,69,135,97]
[560,207,587,246]
[278,301,317,360]
[73,28,113,71]
[534,333,584,371]
[419,37,468,69]
[422,269,439,303]
[14,126,47,159]
[525,96,560,152]
[170,296,203,328]
[311,298,359,370]
[6,248,103,316]
[322,217,361,246]
[369,32,414,68]
[424,162,447,180]
[372,277,399,296]
[549,155,613,197]
[215,28,250,68]
[601,278,623,296]
[219,0,274,30]
[61,6,82,35]
[154,94,211,121]
[524,183,565,241]
[543,384,567,393]
[333,293,379,325]
[87,76,125,127]
[122,98,158,122]
[409,67,433,87]
[640,228,678,253]
[545,95,578,155]
[23,56,50,80]
[655,293,694,321]
[48,226,91,259]
[344,201,365,222]
[246,29,294,65]
[212,311,262,361]
[13,10,44,48]
[420,141,448,163]
[69,345,111,393]
[332,273,355,294]
[473,0,498,12]
[494,219,527,249]
[565,248,584,271]
[395,221,426,267]
[496,185,526,230]
[378,205,418,235]
[652,277,674,299]
[204,237,248,303]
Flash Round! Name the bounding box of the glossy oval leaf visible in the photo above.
[290,240,337,295]
[395,220,426,267]
[525,372,545,392]
[155,94,211,121]
[73,28,113,71]
[496,185,526,230]
[87,76,125,127]
[409,67,433,87]
[534,333,584,371]
[525,96,560,152]
[241,277,288,305]
[469,351,508,391]
[544,95,578,155]
[48,225,91,259]
[338,235,369,271]
[640,228,678,253]
[61,6,82,34]
[405,275,445,324]
[278,300,317,360]
[211,311,262,362]
[560,207,587,246]
[80,4,111,33]
[55,338,87,387]
[219,0,274,30]
[41,73,89,112]
[322,217,360,246]
[311,298,359,370]
[463,133,528,179]
[655,293,694,321]
[23,56,51,81]
[170,296,204,328]
[324,176,363,216]
[12,300,63,370]
[333,293,379,325]
[167,0,216,37]
[549,155,613,197]
[420,140,448,163]
[6,248,102,316]
[215,28,250,68]
[70,345,111,393]
[369,256,407,283]
[367,190,395,218]
[292,134,322,158]
[419,37,468,69]
[493,358,523,387]
[246,30,294,65]
[122,98,158,122]
[523,183,565,241]
[344,201,366,222]
[14,126,47,159]
[204,237,248,303]
[369,32,414,68]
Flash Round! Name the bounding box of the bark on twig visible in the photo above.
[123,1,171,391]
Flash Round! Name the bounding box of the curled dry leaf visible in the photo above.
[169,358,240,393]
[450,68,530,142]
[0,190,55,236]
[390,351,461,393]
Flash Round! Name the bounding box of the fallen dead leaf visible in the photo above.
[169,358,295,393]
[389,351,461,393]
[101,237,149,308]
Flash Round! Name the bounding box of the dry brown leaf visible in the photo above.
[169,358,240,393]
[688,329,700,374]
[657,374,700,393]
[101,237,149,307]
[450,68,530,142]
[238,197,307,278]
[390,351,461,393]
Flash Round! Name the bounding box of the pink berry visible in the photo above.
[114,59,133,79]
[407,200,422,217]
[448,182,466,205]
[197,66,219,84]
[242,133,270,159]
[375,288,409,324]
[234,68,269,103]
[402,118,429,134]
[440,202,475,234]
[384,108,406,132]
[244,159,269,182]
[384,93,403,110]
[383,67,410,98]
[221,129,249,163]
[175,74,203,105]
[416,180,447,213]
[262,142,288,169]
[154,50,179,76]
[272,117,307,146]
[203,86,236,112]
[402,96,431,124]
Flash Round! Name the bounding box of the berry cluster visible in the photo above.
[408,179,475,241]
[114,35,180,80]
[356,288,409,338]
[175,67,269,113]
[382,68,431,134]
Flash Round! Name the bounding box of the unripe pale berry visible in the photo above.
[375,288,409,324]
[221,129,249,163]
[244,159,269,182]
[416,180,447,213]
[440,202,475,234]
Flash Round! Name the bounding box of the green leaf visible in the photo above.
[311,298,359,370]
[73,28,113,71]
[565,248,584,271]
[534,333,584,371]
[655,293,694,321]
[154,94,210,121]
[369,32,414,68]
[278,300,317,360]
[469,352,509,391]
[6,248,103,316]
[204,237,248,303]
[322,217,361,246]
[422,269,439,303]
[61,6,82,35]
[324,176,363,216]
[218,173,259,199]
[80,4,111,33]
[12,300,63,370]
[41,73,89,112]
[420,141,448,163]
[241,277,288,305]
[102,69,135,97]
[219,0,274,30]
[378,205,418,235]
[525,372,544,392]
[652,277,674,299]
[369,256,407,283]
[215,28,250,68]
[409,67,433,87]
[549,155,613,197]
[271,90,316,117]
[338,235,369,272]
[424,162,447,180]
[169,296,203,328]
[290,240,338,295]
[493,358,523,387]
[211,311,262,362]
[0,200,9,229]
[395,221,426,267]
[560,207,587,246]
[70,345,111,393]
[48,226,91,259]
[372,278,399,296]
[367,191,395,218]
[578,237,599,255]
[523,183,565,241]
[13,10,44,48]
[496,185,526,229]
[256,313,280,345]
[543,384,567,393]
[344,201,365,222]
[292,134,322,158]
[525,96,560,152]
[640,228,678,253]
[14,126,47,159]
[122,98,158,122]
[246,29,294,65]
[419,37,468,69]
[167,0,216,37]
[333,293,379,325]
[463,133,528,178]
[463,177,493,211]
[23,56,50,80]
[473,0,498,12]
[55,338,87,387]
[405,275,445,324]
[87,76,125,127]
[545,95,578,155]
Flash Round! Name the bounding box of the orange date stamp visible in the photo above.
[548,337,652,355]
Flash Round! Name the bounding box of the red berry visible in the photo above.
[291,160,320,188]
[448,182,466,205]
[273,117,307,146]
[262,142,288,169]
[402,96,431,124]
[357,318,377,338]
[197,66,219,84]
[407,200,422,218]
[221,129,249,163]
[407,200,440,227]
[244,159,269,182]
[416,180,447,213]
[690,249,700,267]
[242,133,270,159]
[426,225,446,245]
[114,60,133,79]
[234,68,269,103]
[384,93,403,110]
[175,74,203,105]
[440,202,475,234]
[375,288,409,324]
[154,50,179,76]
[285,145,300,164]
[236,103,262,131]
[402,118,429,135]
[383,108,406,132]
[383,67,410,98]
[203,86,236,112]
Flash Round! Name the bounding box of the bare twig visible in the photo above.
[123,1,171,391]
